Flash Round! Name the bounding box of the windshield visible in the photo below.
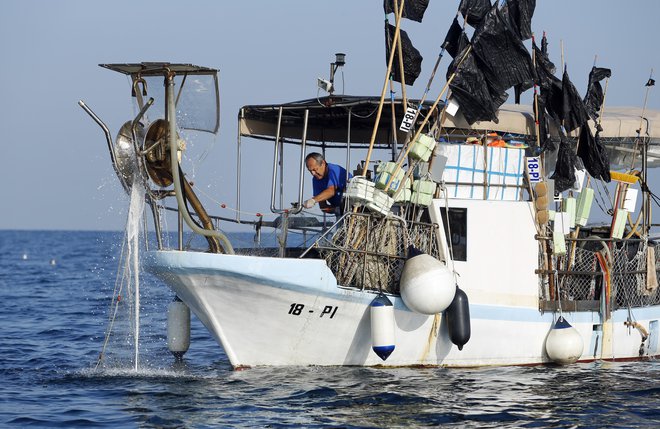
[140,73,219,134]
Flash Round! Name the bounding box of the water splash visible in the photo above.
[96,174,145,372]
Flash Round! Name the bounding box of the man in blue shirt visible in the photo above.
[303,152,350,213]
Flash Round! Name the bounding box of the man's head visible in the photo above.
[305,152,327,180]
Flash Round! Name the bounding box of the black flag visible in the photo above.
[442,16,469,58]
[583,66,612,122]
[470,4,534,96]
[385,23,423,85]
[384,0,429,23]
[501,0,536,40]
[447,46,507,124]
[560,68,589,132]
[534,89,557,152]
[458,0,492,27]
[533,38,563,122]
[551,136,578,193]
[577,125,611,182]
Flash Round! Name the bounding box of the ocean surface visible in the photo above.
[1,229,659,428]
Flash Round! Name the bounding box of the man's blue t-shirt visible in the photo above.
[313,163,350,207]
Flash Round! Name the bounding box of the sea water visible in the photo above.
[1,229,659,428]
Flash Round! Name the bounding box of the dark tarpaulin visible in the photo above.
[514,79,534,104]
[501,0,536,40]
[458,0,492,27]
[541,33,549,55]
[551,136,578,193]
[447,46,507,124]
[533,40,563,123]
[443,16,470,58]
[385,23,423,85]
[577,125,611,182]
[584,66,612,122]
[533,92,557,152]
[383,0,429,23]
[560,68,590,132]
[470,4,534,96]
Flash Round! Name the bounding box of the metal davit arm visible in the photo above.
[165,71,235,255]
[78,100,130,193]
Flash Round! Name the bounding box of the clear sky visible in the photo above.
[2,0,659,231]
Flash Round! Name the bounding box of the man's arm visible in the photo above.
[313,185,337,204]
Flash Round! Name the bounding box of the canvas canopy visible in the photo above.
[238,95,439,147]
[240,96,659,140]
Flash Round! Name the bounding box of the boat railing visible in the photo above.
[536,236,660,311]
[305,212,442,294]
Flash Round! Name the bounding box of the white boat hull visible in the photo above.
[145,250,660,368]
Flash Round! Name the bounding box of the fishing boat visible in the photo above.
[80,2,660,369]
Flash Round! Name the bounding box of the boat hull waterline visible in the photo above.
[145,250,660,368]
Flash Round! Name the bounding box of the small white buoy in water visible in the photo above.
[545,316,584,364]
[370,294,395,361]
[399,247,455,315]
[22,253,28,260]
[167,296,190,360]
[50,259,56,266]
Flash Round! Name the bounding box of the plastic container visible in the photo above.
[409,134,436,162]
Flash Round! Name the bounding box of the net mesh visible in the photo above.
[543,240,660,309]
[315,213,442,293]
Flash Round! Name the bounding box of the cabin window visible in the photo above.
[439,207,467,261]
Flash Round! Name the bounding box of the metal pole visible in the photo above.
[178,210,183,251]
[236,109,243,223]
[270,107,283,212]
[296,110,309,211]
[150,198,163,250]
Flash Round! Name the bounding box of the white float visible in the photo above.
[370,294,395,361]
[167,297,191,359]
[545,316,583,364]
[399,249,455,315]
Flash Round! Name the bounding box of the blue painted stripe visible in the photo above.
[470,146,477,198]
[444,165,521,178]
[468,303,660,324]
[486,147,494,199]
[516,152,523,190]
[454,145,461,198]
[502,147,509,200]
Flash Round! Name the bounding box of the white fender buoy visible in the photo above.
[370,294,395,361]
[399,247,455,315]
[545,316,583,364]
[167,296,190,359]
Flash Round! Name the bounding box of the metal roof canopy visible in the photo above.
[100,62,221,134]
[238,95,441,147]
[99,62,218,76]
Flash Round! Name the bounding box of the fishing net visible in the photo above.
[315,213,442,293]
[542,240,660,309]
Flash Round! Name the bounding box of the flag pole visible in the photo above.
[362,0,406,176]
[384,45,472,191]
[393,0,408,110]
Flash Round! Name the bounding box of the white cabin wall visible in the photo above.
[430,198,540,308]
